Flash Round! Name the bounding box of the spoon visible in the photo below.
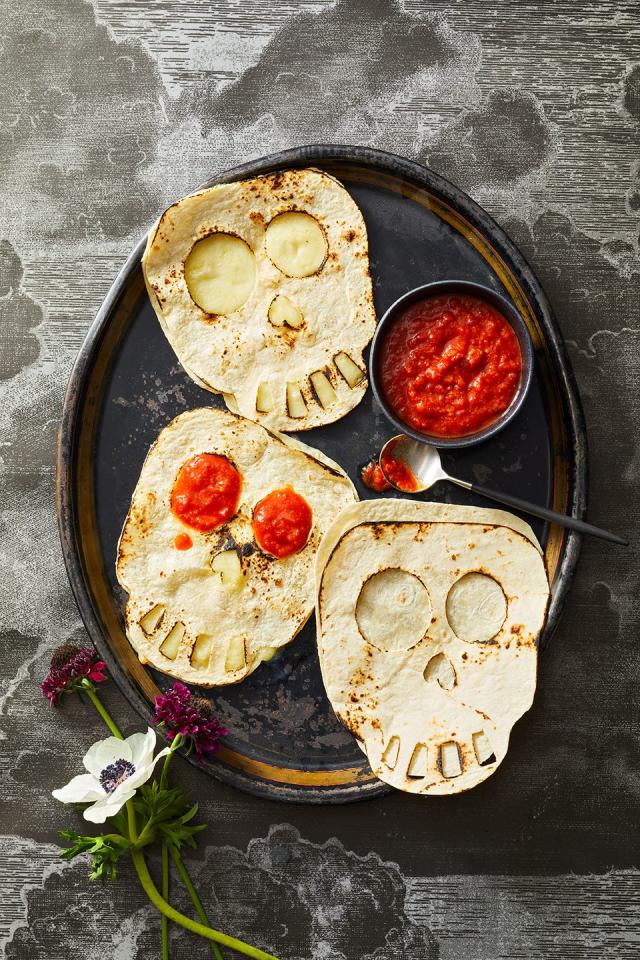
[379,435,628,546]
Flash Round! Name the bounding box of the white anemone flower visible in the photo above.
[52,727,170,823]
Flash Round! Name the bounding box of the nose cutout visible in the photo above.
[423,652,456,690]
[268,294,304,330]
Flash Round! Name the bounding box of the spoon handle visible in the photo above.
[451,479,628,546]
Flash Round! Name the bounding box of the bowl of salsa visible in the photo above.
[369,281,534,448]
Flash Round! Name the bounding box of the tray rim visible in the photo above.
[56,143,587,804]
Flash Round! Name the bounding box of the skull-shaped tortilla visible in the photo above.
[116,407,356,686]
[142,168,376,431]
[316,501,550,795]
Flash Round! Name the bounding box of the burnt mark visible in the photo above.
[266,170,286,191]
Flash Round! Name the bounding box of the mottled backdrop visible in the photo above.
[1,1,639,957]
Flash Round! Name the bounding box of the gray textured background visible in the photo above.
[1,1,639,957]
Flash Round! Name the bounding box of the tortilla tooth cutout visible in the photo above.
[316,500,550,796]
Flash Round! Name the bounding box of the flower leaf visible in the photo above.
[134,783,206,852]
[159,819,207,851]
[59,829,131,881]
[178,802,199,824]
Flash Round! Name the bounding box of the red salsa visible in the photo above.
[361,459,391,492]
[170,453,242,532]
[380,442,419,492]
[252,487,313,559]
[174,532,193,550]
[379,294,522,438]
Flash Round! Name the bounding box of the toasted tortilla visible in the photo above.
[142,168,376,431]
[316,500,549,795]
[116,407,356,686]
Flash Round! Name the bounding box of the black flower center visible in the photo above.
[99,758,135,794]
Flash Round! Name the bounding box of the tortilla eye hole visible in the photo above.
[265,212,327,277]
[184,233,256,315]
[170,453,242,532]
[355,568,431,652]
[252,487,313,559]
[445,572,507,643]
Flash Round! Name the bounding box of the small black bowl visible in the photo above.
[369,280,534,449]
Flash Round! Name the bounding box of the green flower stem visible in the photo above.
[161,735,224,959]
[162,843,170,960]
[134,818,157,849]
[82,684,123,739]
[170,845,224,960]
[131,848,279,960]
[160,733,183,790]
[79,683,263,958]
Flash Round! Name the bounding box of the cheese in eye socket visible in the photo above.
[184,233,256,315]
[265,212,327,277]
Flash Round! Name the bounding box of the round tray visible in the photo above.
[57,145,586,803]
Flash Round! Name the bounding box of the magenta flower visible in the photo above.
[153,682,228,763]
[41,644,107,706]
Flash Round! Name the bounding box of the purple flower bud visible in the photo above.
[41,645,107,706]
[153,682,228,763]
